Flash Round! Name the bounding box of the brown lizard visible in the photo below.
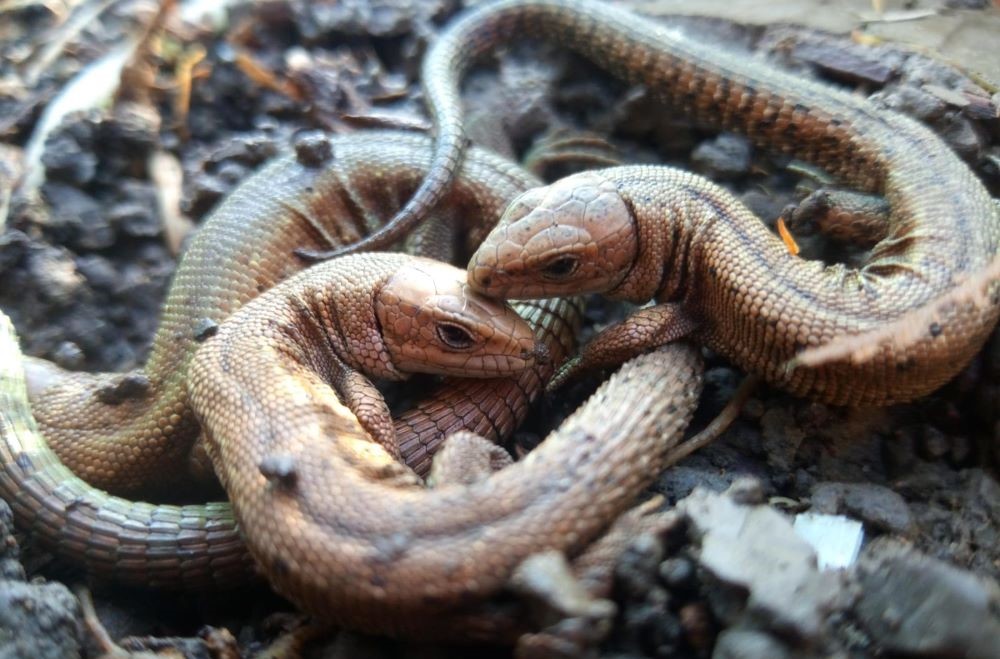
[21,131,575,496]
[1,128,711,640]
[0,252,548,594]
[1,131,587,586]
[469,167,998,404]
[2,300,704,640]
[186,262,703,637]
[411,0,1000,405]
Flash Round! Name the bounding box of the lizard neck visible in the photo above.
[605,167,701,305]
[310,264,409,383]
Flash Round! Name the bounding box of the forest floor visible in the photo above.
[0,0,998,657]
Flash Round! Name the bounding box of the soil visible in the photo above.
[1,1,998,657]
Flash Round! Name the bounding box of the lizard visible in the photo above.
[394,0,1000,405]
[0,251,545,595]
[1,131,588,585]
[186,261,704,638]
[20,131,579,496]
[3,298,704,640]
[469,167,998,405]
[2,128,711,640]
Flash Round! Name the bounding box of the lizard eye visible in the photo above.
[541,255,579,280]
[436,323,476,350]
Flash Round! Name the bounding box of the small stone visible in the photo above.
[51,341,84,370]
[937,112,985,160]
[919,426,950,460]
[214,161,251,186]
[103,102,159,157]
[204,133,279,168]
[659,557,695,590]
[0,580,83,658]
[704,366,740,413]
[883,427,918,475]
[75,254,118,291]
[28,247,84,307]
[41,131,97,185]
[679,602,713,652]
[949,434,973,465]
[108,200,161,239]
[759,406,805,472]
[789,33,900,85]
[855,539,1000,658]
[811,482,914,535]
[875,84,947,121]
[0,230,29,276]
[0,501,24,581]
[184,173,232,219]
[712,628,791,659]
[691,133,752,179]
[727,477,765,505]
[42,183,114,250]
[615,533,664,601]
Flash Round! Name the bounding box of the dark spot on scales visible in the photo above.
[259,454,298,489]
[193,318,218,342]
[372,533,410,561]
[294,131,333,167]
[272,556,290,576]
[66,497,93,513]
[928,322,942,338]
[96,373,151,405]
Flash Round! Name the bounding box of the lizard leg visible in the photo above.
[331,363,400,461]
[548,303,697,392]
[426,431,513,487]
[522,129,622,179]
[786,188,890,248]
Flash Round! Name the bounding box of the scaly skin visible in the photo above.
[23,131,567,495]
[1,132,586,588]
[414,0,998,247]
[0,294,580,591]
[0,251,546,589]
[469,166,1000,405]
[444,0,1000,405]
[1,311,253,588]
[2,305,703,640]
[188,265,703,636]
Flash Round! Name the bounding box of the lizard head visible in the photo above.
[468,171,638,299]
[376,258,540,378]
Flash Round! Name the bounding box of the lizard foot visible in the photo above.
[547,303,697,394]
[427,431,513,487]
